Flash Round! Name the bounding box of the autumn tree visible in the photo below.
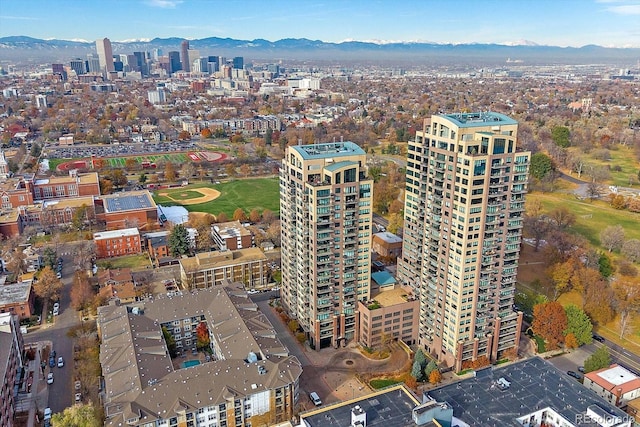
[200,128,212,138]
[584,346,611,373]
[164,162,176,182]
[532,301,568,349]
[125,157,137,170]
[34,266,64,302]
[622,239,640,263]
[564,304,593,346]
[249,209,261,223]
[613,276,640,339]
[600,225,625,252]
[216,212,229,223]
[548,207,576,231]
[583,279,615,325]
[240,164,251,177]
[233,208,247,222]
[429,369,442,384]
[51,402,102,427]
[262,209,276,224]
[564,333,579,349]
[181,162,195,181]
[71,272,95,313]
[196,321,211,350]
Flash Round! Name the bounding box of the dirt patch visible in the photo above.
[158,187,221,205]
[517,243,548,285]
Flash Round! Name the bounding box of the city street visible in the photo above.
[25,242,84,414]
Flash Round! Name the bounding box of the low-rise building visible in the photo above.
[94,228,141,258]
[357,285,419,348]
[0,313,24,427]
[0,281,34,319]
[584,364,640,407]
[371,231,402,258]
[94,190,158,230]
[179,247,268,290]
[98,281,302,427]
[212,220,253,251]
[143,230,170,260]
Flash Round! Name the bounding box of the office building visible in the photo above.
[168,51,181,73]
[147,88,166,105]
[180,40,190,72]
[233,56,244,69]
[280,141,373,349]
[69,58,86,75]
[397,112,530,371]
[95,37,115,73]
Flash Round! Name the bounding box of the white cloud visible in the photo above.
[0,15,39,21]
[605,4,640,14]
[144,0,183,9]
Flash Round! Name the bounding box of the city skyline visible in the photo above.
[0,0,639,48]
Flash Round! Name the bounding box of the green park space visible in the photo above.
[161,189,207,200]
[152,178,280,218]
[567,146,640,187]
[96,254,151,270]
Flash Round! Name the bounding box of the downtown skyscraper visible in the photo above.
[397,112,530,371]
[280,142,373,350]
[95,37,114,74]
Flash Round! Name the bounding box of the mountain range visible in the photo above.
[1,36,638,67]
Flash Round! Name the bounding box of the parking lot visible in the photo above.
[45,141,198,160]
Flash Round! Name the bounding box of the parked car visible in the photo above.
[44,407,52,420]
[53,307,59,316]
[49,355,55,367]
[75,380,81,391]
[578,366,585,373]
[57,357,64,368]
[75,393,82,403]
[53,302,60,311]
[567,371,581,379]
[47,372,54,384]
[593,334,605,343]
[309,391,322,406]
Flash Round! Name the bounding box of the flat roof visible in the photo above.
[371,271,397,287]
[427,357,629,426]
[42,195,95,209]
[101,190,156,213]
[0,282,31,305]
[374,231,403,244]
[94,227,139,240]
[300,385,419,427]
[438,112,517,128]
[372,286,414,307]
[291,141,365,160]
[324,160,358,172]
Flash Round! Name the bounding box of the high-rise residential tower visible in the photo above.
[95,38,114,73]
[280,142,373,349]
[397,112,530,371]
[180,40,190,72]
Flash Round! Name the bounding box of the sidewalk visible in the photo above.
[23,341,50,427]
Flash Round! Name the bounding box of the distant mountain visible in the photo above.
[0,35,638,66]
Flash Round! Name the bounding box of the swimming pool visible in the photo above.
[181,360,201,368]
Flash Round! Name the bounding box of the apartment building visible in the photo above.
[94,228,142,258]
[212,220,253,251]
[280,141,373,350]
[0,313,24,427]
[98,282,302,427]
[397,112,530,371]
[179,247,268,290]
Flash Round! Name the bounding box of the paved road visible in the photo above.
[25,242,84,414]
[251,292,334,408]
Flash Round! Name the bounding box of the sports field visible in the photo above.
[152,178,280,218]
[107,153,189,167]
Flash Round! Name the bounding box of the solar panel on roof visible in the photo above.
[105,194,153,212]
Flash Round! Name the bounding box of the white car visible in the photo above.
[75,393,82,403]
[57,356,64,368]
[53,307,59,316]
[53,302,60,311]
[247,289,260,295]
[47,372,54,384]
[44,408,52,420]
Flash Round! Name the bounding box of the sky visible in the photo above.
[0,0,639,48]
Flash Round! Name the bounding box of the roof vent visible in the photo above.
[257,366,267,375]
[496,377,511,390]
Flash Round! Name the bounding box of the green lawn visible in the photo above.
[153,178,280,217]
[567,146,640,187]
[369,378,402,389]
[96,254,151,270]
[162,189,207,200]
[527,191,640,247]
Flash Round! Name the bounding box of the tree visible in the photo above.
[196,321,211,350]
[551,126,571,147]
[51,402,101,427]
[387,212,403,235]
[613,276,640,339]
[423,359,438,378]
[33,266,64,302]
[71,204,89,231]
[564,304,593,346]
[584,346,611,373]
[42,247,57,269]
[411,359,425,381]
[71,272,95,312]
[249,209,261,223]
[233,208,247,222]
[548,207,576,231]
[622,239,640,263]
[531,301,568,349]
[262,209,276,224]
[125,157,137,170]
[138,173,147,184]
[194,223,213,253]
[240,164,251,177]
[162,326,177,357]
[564,333,579,349]
[165,162,176,182]
[216,212,229,223]
[429,369,442,384]
[200,128,212,138]
[530,152,554,180]
[583,279,615,325]
[168,224,190,257]
[600,225,625,252]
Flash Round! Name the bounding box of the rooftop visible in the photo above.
[0,282,31,305]
[299,384,419,427]
[94,227,140,240]
[427,357,629,426]
[323,160,359,172]
[371,286,414,307]
[373,231,403,244]
[439,111,517,128]
[291,141,365,160]
[586,364,640,395]
[371,271,397,288]
[41,195,95,209]
[213,220,251,239]
[180,247,267,270]
[100,190,156,213]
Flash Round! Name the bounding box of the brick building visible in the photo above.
[0,281,35,319]
[371,231,403,258]
[212,220,253,251]
[94,228,142,258]
[94,190,158,230]
[0,313,24,427]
